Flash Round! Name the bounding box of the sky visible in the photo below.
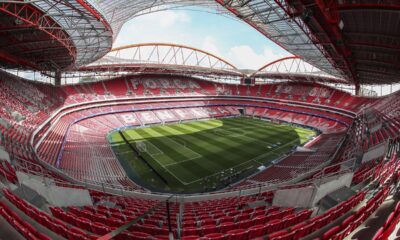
[113,7,292,70]
[110,7,399,96]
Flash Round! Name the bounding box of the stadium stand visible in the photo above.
[0,58,398,240]
[0,0,400,238]
[0,74,398,239]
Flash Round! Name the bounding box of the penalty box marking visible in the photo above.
[136,138,202,185]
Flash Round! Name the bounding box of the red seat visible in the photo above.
[181,236,201,240]
[248,224,267,239]
[80,210,94,220]
[282,215,297,228]
[322,226,340,240]
[66,212,79,224]
[182,227,200,236]
[50,222,68,238]
[68,227,88,240]
[384,212,395,228]
[296,209,312,221]
[204,233,226,240]
[395,201,400,213]
[76,217,92,232]
[219,222,235,233]
[38,233,52,240]
[372,227,384,240]
[107,217,124,228]
[91,222,111,235]
[202,224,219,236]
[237,219,253,229]
[290,221,307,232]
[236,213,250,222]
[253,215,268,225]
[268,229,288,240]
[154,235,169,240]
[128,231,151,240]
[201,218,216,226]
[271,231,295,240]
[114,231,135,240]
[350,213,365,231]
[69,227,87,236]
[226,229,248,240]
[93,214,107,224]
[183,220,197,228]
[292,222,314,239]
[341,214,355,228]
[219,216,234,224]
[313,214,331,231]
[67,231,88,240]
[265,219,283,234]
[333,225,351,239]
[252,209,266,218]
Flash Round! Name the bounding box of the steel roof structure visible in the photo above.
[215,0,400,86]
[336,1,400,85]
[215,0,348,81]
[0,0,112,70]
[94,0,230,38]
[77,43,243,82]
[0,0,228,71]
[252,56,347,84]
[0,0,398,87]
[51,43,343,85]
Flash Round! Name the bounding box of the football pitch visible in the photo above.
[108,117,316,193]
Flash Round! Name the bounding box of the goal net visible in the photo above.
[136,141,147,153]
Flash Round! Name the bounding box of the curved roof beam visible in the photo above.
[253,56,347,84]
[21,0,113,69]
[84,43,240,73]
[214,0,348,82]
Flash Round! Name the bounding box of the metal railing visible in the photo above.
[97,194,177,240]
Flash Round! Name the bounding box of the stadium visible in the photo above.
[0,0,399,240]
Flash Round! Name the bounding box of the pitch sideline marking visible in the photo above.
[136,140,191,185]
[165,136,202,159]
[122,119,316,186]
[165,122,305,184]
[136,135,203,184]
[135,140,163,156]
[181,132,310,185]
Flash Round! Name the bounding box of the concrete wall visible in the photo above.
[362,142,387,163]
[16,172,92,207]
[311,172,353,206]
[272,172,353,208]
[370,123,382,133]
[273,186,314,208]
[0,147,9,162]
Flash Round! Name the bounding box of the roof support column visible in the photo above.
[355,83,360,96]
[54,70,61,86]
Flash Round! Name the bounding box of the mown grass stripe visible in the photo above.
[181,122,268,158]
[109,117,316,193]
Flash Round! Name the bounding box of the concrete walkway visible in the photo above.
[346,192,398,239]
[0,189,66,239]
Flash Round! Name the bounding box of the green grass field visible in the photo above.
[108,117,316,193]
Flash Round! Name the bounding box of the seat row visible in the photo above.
[2,188,98,240]
[372,201,400,240]
[321,186,390,240]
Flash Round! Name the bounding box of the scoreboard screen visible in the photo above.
[243,77,254,85]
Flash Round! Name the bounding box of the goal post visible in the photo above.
[136,141,147,153]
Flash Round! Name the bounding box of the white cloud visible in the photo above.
[113,10,194,47]
[228,45,291,70]
[157,11,191,28]
[201,36,222,56]
[113,10,292,70]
